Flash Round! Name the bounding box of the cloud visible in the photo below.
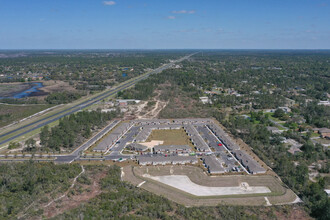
[172,10,195,14]
[103,1,116,6]
[167,16,176,20]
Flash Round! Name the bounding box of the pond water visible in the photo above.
[0,82,44,99]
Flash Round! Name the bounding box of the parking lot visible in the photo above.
[195,125,239,172]
[95,118,265,175]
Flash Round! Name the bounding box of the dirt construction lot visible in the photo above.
[123,165,298,207]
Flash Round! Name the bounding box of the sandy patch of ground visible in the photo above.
[135,102,148,116]
[264,197,271,206]
[139,100,168,119]
[137,90,168,119]
[139,140,164,150]
[143,174,271,196]
[119,89,168,120]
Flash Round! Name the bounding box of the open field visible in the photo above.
[0,104,54,127]
[0,83,31,97]
[146,128,194,147]
[40,80,77,93]
[123,165,298,206]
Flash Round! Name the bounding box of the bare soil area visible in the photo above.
[138,89,168,119]
[41,80,76,93]
[139,140,164,149]
[119,89,169,120]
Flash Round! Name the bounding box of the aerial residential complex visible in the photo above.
[93,118,266,175]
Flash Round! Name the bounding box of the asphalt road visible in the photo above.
[105,125,141,157]
[72,120,120,156]
[0,53,196,147]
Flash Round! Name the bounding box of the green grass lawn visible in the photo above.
[146,128,194,147]
[301,132,319,138]
[264,112,280,121]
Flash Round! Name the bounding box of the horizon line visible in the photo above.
[1,48,330,51]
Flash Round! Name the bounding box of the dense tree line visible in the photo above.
[55,165,300,220]
[45,91,82,104]
[40,110,118,151]
[120,51,330,110]
[0,162,81,219]
[1,164,308,219]
[302,102,330,128]
[216,114,329,220]
[0,50,189,88]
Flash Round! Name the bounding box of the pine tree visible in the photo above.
[40,125,49,146]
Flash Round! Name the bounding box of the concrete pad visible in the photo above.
[137,181,146,187]
[144,175,271,196]
[264,197,272,206]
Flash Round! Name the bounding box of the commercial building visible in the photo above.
[116,99,141,106]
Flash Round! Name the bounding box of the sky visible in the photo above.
[0,0,329,49]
